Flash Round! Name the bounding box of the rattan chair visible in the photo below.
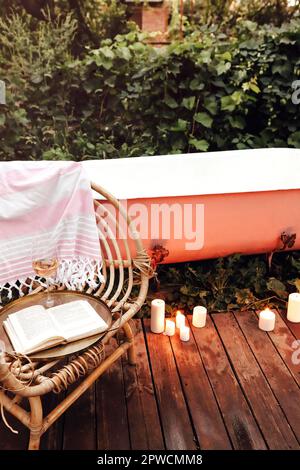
[0,182,151,450]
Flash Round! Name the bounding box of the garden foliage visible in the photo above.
[145,250,300,316]
[0,13,300,160]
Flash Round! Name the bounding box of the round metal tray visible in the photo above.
[0,290,112,361]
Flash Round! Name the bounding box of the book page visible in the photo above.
[8,305,62,351]
[49,300,108,342]
[3,320,24,352]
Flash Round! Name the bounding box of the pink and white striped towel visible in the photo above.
[0,161,103,300]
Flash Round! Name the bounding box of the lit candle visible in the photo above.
[287,293,300,323]
[180,325,190,342]
[164,319,175,336]
[150,299,165,334]
[259,308,276,332]
[192,306,207,328]
[176,311,185,329]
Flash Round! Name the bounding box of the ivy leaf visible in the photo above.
[249,82,260,94]
[101,46,114,59]
[279,37,296,45]
[189,138,209,151]
[164,94,178,109]
[117,46,131,61]
[272,62,291,77]
[288,131,300,148]
[203,97,218,115]
[267,278,288,299]
[229,115,246,129]
[96,56,113,69]
[216,61,231,76]
[221,91,243,112]
[220,51,232,61]
[171,119,188,132]
[190,78,204,91]
[199,50,212,64]
[194,112,213,128]
[182,96,195,110]
[221,95,236,112]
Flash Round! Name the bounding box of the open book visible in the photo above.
[3,300,109,355]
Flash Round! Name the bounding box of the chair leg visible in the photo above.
[28,396,43,450]
[122,321,137,366]
[127,342,137,366]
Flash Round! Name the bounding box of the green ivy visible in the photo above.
[1,15,300,160]
[137,250,300,318]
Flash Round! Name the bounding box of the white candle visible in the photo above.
[164,319,175,336]
[150,299,165,333]
[180,325,190,342]
[176,311,185,329]
[192,306,207,328]
[287,293,300,323]
[259,308,276,332]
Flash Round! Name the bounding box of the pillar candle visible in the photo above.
[164,319,175,336]
[287,293,300,323]
[180,325,190,342]
[192,306,207,328]
[176,311,185,329]
[150,299,165,333]
[259,308,276,332]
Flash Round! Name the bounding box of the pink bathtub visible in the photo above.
[83,148,300,264]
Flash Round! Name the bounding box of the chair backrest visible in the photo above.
[91,182,151,316]
[0,182,151,318]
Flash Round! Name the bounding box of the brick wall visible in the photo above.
[129,4,170,43]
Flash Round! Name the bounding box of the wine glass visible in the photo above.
[32,236,59,308]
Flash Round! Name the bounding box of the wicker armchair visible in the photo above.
[0,182,151,450]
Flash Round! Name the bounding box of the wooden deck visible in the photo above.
[1,310,300,450]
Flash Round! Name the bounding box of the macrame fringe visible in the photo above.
[0,257,104,302]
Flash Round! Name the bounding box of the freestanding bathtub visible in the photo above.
[82,148,300,264]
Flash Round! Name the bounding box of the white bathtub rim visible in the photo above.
[82,148,300,200]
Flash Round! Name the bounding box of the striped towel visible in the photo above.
[0,161,103,300]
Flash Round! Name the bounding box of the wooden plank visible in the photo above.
[41,393,64,450]
[143,319,197,450]
[122,320,164,450]
[254,310,300,387]
[279,310,300,340]
[235,310,300,443]
[188,315,266,450]
[96,338,130,450]
[169,320,232,450]
[213,312,300,450]
[63,385,96,450]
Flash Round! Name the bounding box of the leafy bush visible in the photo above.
[0,12,78,159]
[141,250,300,317]
[1,14,300,160]
[183,0,300,29]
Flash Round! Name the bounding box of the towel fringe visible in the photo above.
[0,257,104,300]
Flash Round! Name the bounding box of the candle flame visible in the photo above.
[263,307,272,313]
[176,310,182,316]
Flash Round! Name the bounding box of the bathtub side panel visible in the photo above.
[99,189,300,264]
